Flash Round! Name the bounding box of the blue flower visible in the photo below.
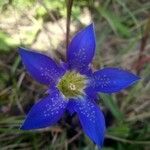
[19,23,140,148]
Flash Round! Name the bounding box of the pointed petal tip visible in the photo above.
[136,74,141,80]
[18,47,23,54]
[18,47,39,55]
[74,99,105,148]
[20,123,36,131]
[20,126,25,130]
[18,47,27,52]
[20,121,33,130]
[89,68,141,93]
[87,22,94,27]
[20,123,28,130]
[135,75,141,81]
[20,124,23,130]
[20,91,67,131]
[130,75,141,88]
[86,22,95,31]
[97,145,103,150]
[93,138,104,149]
[79,23,95,34]
[130,73,141,83]
[18,47,30,56]
[67,22,96,72]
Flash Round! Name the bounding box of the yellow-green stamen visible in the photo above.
[57,71,87,98]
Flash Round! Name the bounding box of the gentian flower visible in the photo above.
[19,23,140,148]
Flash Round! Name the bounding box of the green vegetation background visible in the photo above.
[0,0,149,150]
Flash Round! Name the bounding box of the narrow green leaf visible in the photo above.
[100,94,124,121]
[97,6,130,37]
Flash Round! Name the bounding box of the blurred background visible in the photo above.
[0,0,150,150]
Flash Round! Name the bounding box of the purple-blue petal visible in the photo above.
[88,67,140,93]
[21,89,67,130]
[67,23,96,73]
[85,87,98,101]
[66,100,76,115]
[74,98,106,147]
[19,47,65,85]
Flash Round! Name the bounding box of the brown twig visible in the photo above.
[135,17,150,74]
[67,130,82,144]
[66,0,74,49]
[38,0,65,34]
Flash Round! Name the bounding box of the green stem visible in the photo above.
[106,134,150,145]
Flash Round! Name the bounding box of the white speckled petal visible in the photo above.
[67,24,96,73]
[19,47,65,85]
[88,67,140,93]
[74,98,106,148]
[21,89,67,130]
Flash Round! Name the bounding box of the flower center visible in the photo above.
[57,71,87,98]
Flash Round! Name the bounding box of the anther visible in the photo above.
[69,83,76,91]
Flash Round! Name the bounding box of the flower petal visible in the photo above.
[66,100,76,115]
[21,89,67,130]
[19,47,65,85]
[85,87,98,101]
[67,23,96,73]
[89,67,140,93]
[74,98,106,148]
